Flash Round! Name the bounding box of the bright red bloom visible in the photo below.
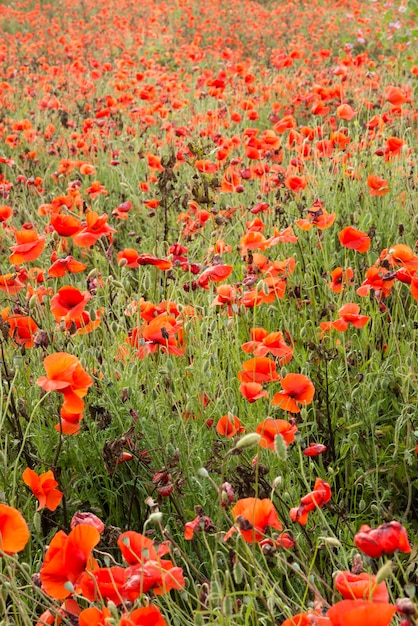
[36,352,93,416]
[256,418,298,449]
[327,600,396,626]
[354,521,411,558]
[242,329,293,364]
[22,468,63,511]
[303,443,327,457]
[334,571,389,603]
[225,497,283,543]
[329,267,354,293]
[72,211,115,247]
[339,227,370,253]
[4,313,39,348]
[320,303,370,333]
[238,357,280,383]
[216,415,245,438]
[271,373,315,413]
[50,213,82,237]
[239,382,269,402]
[197,264,234,289]
[50,285,92,322]
[9,229,46,264]
[48,255,87,278]
[40,524,100,599]
[290,478,331,525]
[367,174,390,197]
[0,504,30,555]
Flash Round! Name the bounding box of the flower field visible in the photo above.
[0,0,417,623]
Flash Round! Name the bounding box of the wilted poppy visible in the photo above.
[354,521,411,558]
[290,478,331,525]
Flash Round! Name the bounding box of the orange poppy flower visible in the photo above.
[36,352,93,414]
[79,607,112,626]
[255,418,298,449]
[384,85,407,106]
[356,268,395,298]
[336,104,356,121]
[367,174,390,196]
[40,524,100,599]
[216,414,245,438]
[338,226,370,253]
[271,373,315,413]
[334,571,389,603]
[320,303,370,333]
[328,267,354,293]
[22,468,63,511]
[0,504,30,555]
[0,273,26,295]
[79,566,127,605]
[290,477,331,525]
[50,285,92,322]
[0,205,13,222]
[242,330,293,364]
[239,382,269,402]
[281,612,331,626]
[238,357,280,383]
[5,314,39,348]
[327,600,396,626]
[225,497,282,543]
[285,175,307,193]
[48,256,87,278]
[50,213,82,237]
[9,229,46,264]
[72,211,116,247]
[354,521,411,558]
[296,205,336,231]
[121,606,167,626]
[197,264,234,289]
[35,599,80,626]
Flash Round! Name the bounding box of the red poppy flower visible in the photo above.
[216,415,245,438]
[367,174,390,197]
[197,264,234,289]
[119,606,168,626]
[336,104,356,121]
[72,211,115,247]
[354,521,411,558]
[79,607,112,626]
[79,566,127,605]
[329,267,354,293]
[0,504,30,555]
[36,352,93,415]
[50,213,82,237]
[9,229,46,264]
[327,600,396,626]
[239,382,269,402]
[238,357,280,383]
[40,524,100,598]
[303,443,327,457]
[5,314,39,348]
[22,468,63,511]
[50,285,92,322]
[290,478,331,525]
[339,227,370,253]
[0,205,13,222]
[271,373,315,413]
[320,303,370,333]
[384,85,407,106]
[334,571,389,603]
[0,273,26,295]
[256,418,298,449]
[48,255,87,278]
[225,497,283,543]
[184,514,215,540]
